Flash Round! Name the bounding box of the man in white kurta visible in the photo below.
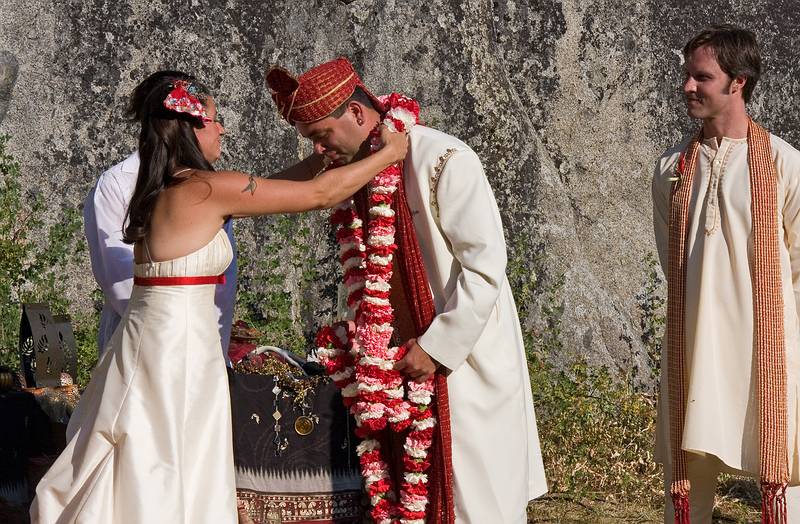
[266,57,547,523]
[652,24,800,522]
[653,134,800,517]
[84,151,238,361]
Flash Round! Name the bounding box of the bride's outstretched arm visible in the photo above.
[207,126,407,216]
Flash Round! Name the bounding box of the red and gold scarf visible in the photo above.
[667,120,788,523]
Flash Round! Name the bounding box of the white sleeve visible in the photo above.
[778,148,800,319]
[86,172,134,316]
[417,148,507,372]
[652,155,673,273]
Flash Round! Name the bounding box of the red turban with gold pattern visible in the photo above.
[265,57,384,125]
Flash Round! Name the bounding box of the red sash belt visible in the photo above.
[134,274,226,286]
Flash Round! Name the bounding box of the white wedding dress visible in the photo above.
[31,229,237,523]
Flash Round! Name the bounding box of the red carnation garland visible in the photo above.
[315,94,436,524]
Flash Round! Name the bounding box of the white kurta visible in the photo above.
[83,152,238,361]
[652,133,800,482]
[403,125,547,523]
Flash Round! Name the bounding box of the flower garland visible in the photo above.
[315,94,437,524]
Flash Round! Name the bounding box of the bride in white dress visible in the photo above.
[30,71,408,523]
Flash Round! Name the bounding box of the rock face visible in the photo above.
[0,51,17,123]
[2,1,799,383]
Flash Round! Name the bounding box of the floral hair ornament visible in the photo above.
[163,80,211,124]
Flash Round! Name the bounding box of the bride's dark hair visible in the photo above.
[122,71,214,244]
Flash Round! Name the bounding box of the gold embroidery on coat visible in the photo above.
[430,148,457,219]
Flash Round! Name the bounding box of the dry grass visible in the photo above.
[525,356,764,524]
[527,495,661,523]
[525,477,761,523]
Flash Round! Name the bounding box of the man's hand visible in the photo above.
[394,338,439,383]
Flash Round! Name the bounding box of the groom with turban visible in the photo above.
[266,57,546,523]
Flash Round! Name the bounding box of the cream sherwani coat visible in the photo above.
[402,125,547,522]
[652,133,800,483]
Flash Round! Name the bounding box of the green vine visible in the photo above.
[0,135,80,365]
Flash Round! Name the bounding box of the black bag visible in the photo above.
[230,359,364,524]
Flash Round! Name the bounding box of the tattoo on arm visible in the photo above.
[242,175,257,196]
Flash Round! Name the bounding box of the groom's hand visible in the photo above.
[394,338,439,383]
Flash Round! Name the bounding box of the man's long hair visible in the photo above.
[122,71,214,244]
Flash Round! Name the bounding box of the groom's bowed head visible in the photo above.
[265,57,387,164]
[265,57,384,124]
